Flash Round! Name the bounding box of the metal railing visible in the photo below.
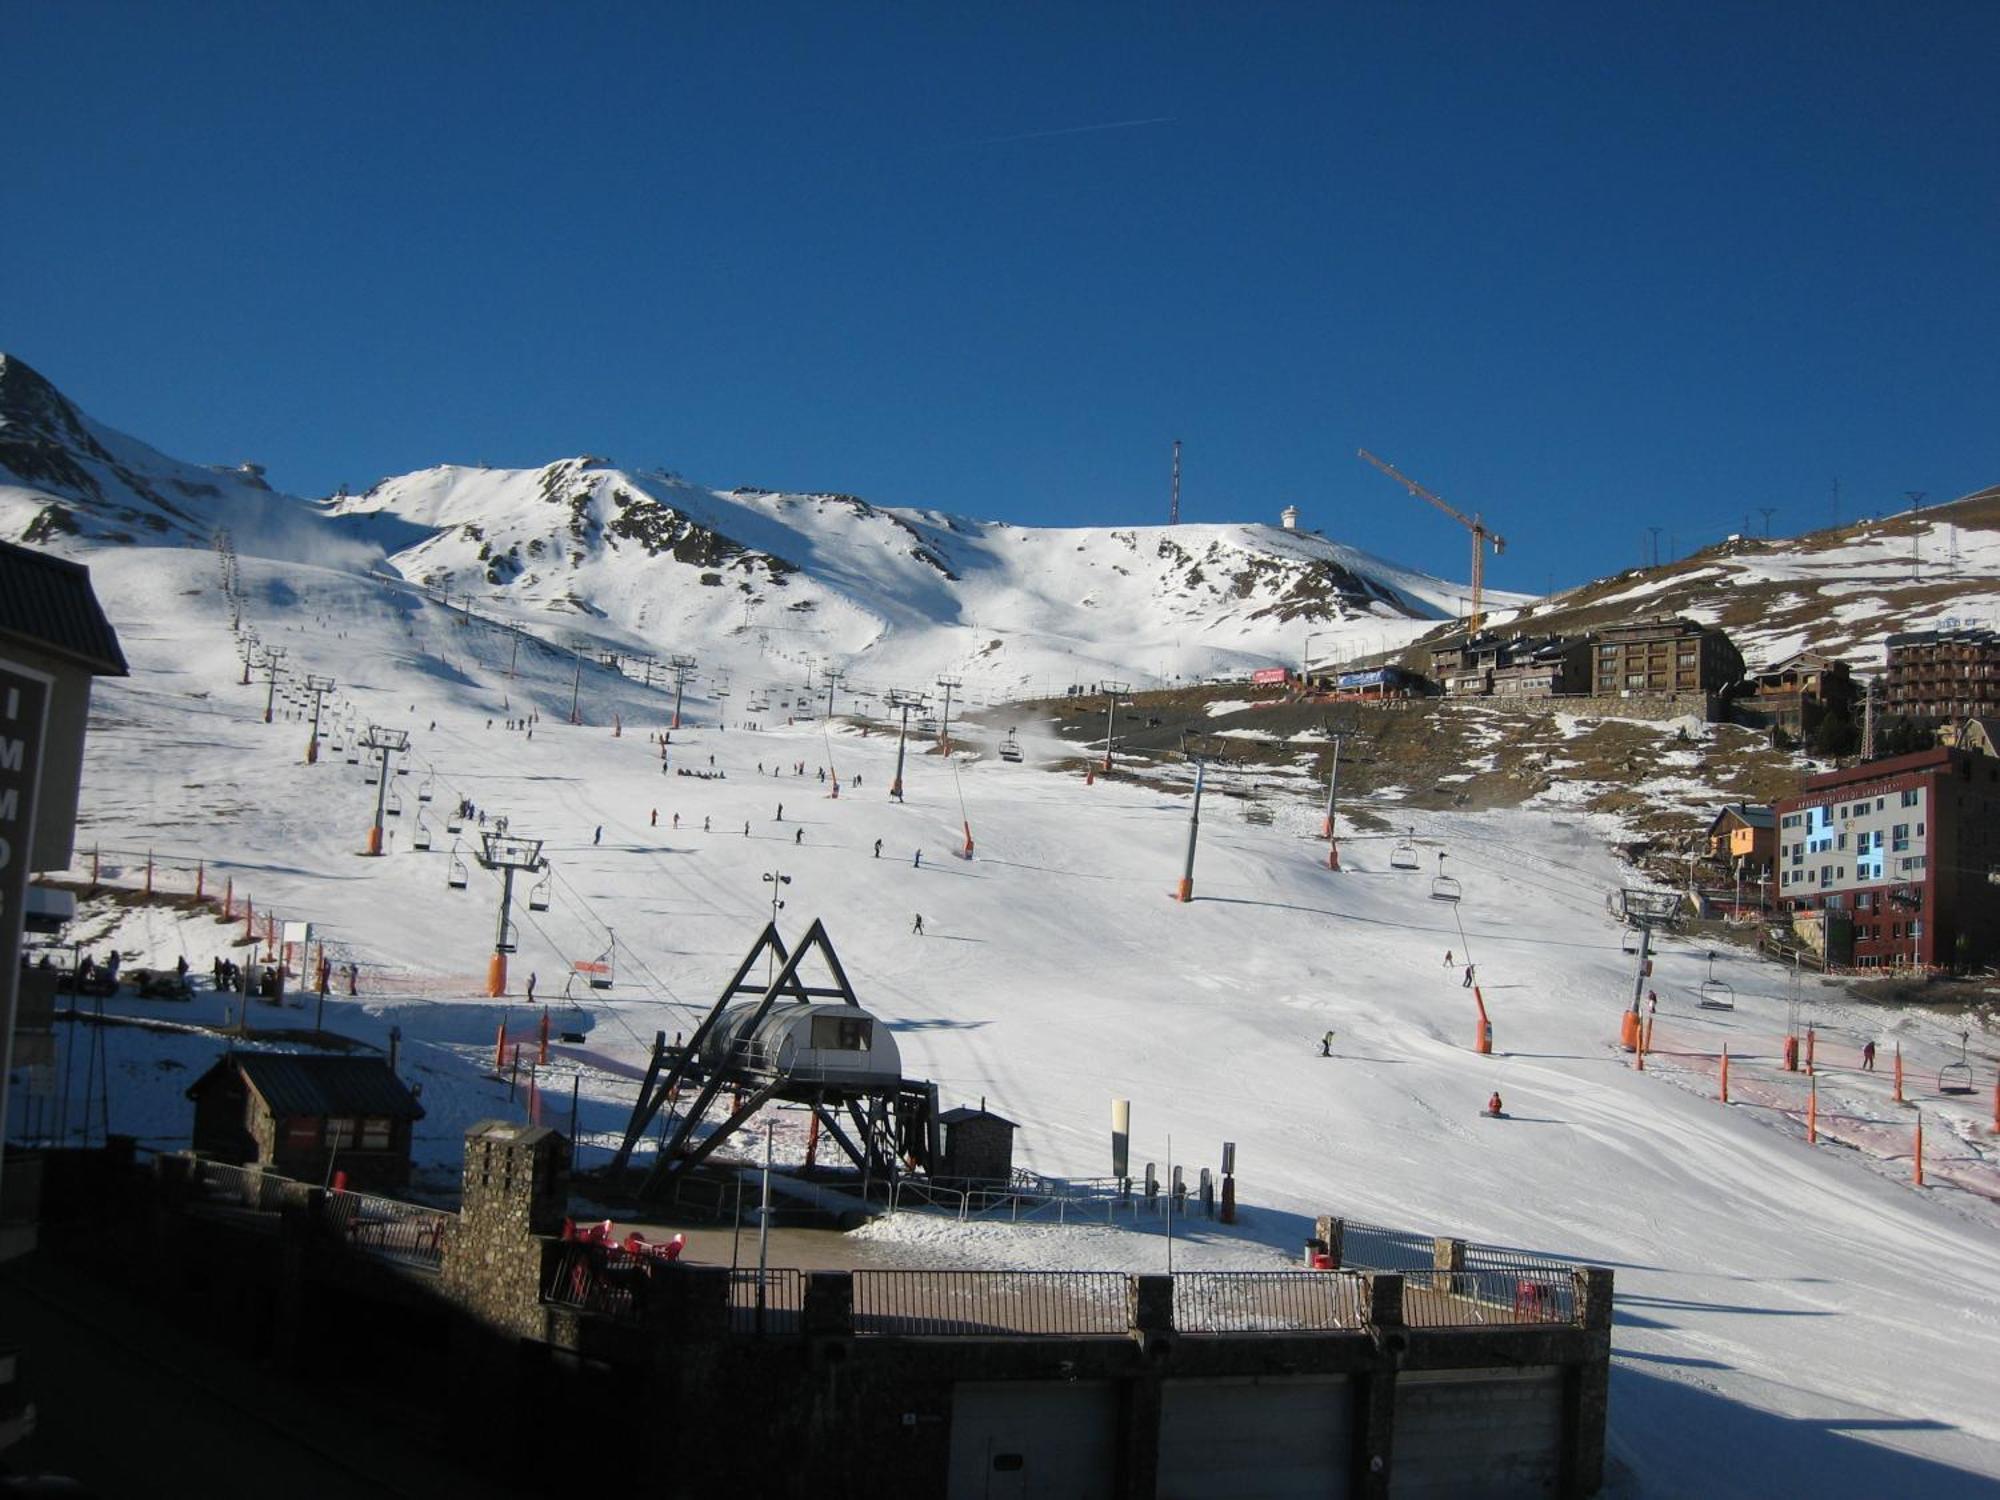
[1401,1270,1575,1328]
[1174,1271,1367,1334]
[728,1267,805,1335]
[1337,1218,1436,1273]
[852,1270,1130,1337]
[323,1189,451,1269]
[189,1159,314,1215]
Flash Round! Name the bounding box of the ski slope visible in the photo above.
[29,542,2000,1499]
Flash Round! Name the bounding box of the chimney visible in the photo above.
[1280,505,1299,531]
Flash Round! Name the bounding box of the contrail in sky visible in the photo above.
[949,116,1175,148]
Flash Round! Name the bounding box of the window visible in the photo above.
[1892,823,1910,852]
[810,1014,872,1052]
[361,1118,392,1151]
[1900,788,1919,806]
[284,1118,319,1151]
[326,1117,357,1149]
[1875,798,1885,811]
[1819,867,1833,889]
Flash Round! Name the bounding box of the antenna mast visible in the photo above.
[1169,439,1182,526]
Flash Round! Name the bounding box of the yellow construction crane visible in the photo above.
[1357,449,1506,633]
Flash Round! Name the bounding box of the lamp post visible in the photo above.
[762,871,790,984]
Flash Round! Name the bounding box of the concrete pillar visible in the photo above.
[1355,1274,1406,1498]
[1562,1266,1615,1497]
[802,1270,854,1338]
[1431,1236,1467,1272]
[1128,1273,1174,1335]
[1364,1272,1404,1330]
[1315,1215,1346,1268]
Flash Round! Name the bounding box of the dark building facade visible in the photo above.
[1590,617,1744,698]
[1773,746,2000,970]
[1883,628,2000,724]
[187,1052,425,1192]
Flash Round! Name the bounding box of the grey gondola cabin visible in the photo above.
[186,1053,425,1193]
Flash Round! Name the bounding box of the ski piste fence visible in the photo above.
[1635,1010,2000,1202]
[52,843,529,999]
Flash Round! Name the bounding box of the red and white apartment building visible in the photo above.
[1773,746,2000,970]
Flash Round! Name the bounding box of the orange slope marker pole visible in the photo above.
[1807,1074,1818,1144]
[1893,1044,1904,1104]
[1913,1113,1925,1187]
[1720,1045,1730,1104]
[1473,988,1493,1055]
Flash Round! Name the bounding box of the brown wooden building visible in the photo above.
[1590,617,1744,698]
[1884,628,2000,723]
[1739,652,1855,737]
[187,1052,425,1192]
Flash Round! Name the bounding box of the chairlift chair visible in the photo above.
[413,811,433,852]
[1390,828,1421,871]
[445,808,464,834]
[1695,950,1735,1010]
[446,844,469,890]
[1430,851,1462,904]
[497,919,518,955]
[581,932,615,990]
[385,786,403,818]
[1621,929,1641,956]
[418,773,434,804]
[1939,1033,1976,1096]
[527,870,552,913]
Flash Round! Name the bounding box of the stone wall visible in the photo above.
[437,1120,569,1340]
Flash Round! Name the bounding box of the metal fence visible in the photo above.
[728,1267,805,1335]
[183,1157,451,1269]
[1401,1270,1575,1328]
[1174,1271,1368,1334]
[322,1188,452,1270]
[1338,1218,1436,1273]
[852,1270,1131,1337]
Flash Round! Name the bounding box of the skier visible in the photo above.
[1485,1091,1504,1118]
[794,827,804,845]
[744,821,750,836]
[1646,989,1657,1016]
[776,803,784,821]
[1444,950,1454,967]
[912,913,924,936]
[347,962,359,996]
[526,972,537,1003]
[873,838,882,859]
[1319,1030,1334,1057]
[703,816,711,832]
[1461,963,1475,989]
[672,813,679,830]
[650,809,658,827]
[913,849,923,868]
[593,826,602,846]
[1862,1040,1877,1072]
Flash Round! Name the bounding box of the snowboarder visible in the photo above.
[1319,1030,1334,1057]
[1485,1092,1504,1118]
[873,838,882,859]
[1461,963,1475,989]
[912,914,924,935]
[1862,1040,1877,1072]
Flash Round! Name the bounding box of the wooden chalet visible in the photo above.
[187,1052,425,1192]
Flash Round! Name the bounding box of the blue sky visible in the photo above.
[8,3,1997,592]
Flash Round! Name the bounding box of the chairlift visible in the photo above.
[1621,929,1641,956]
[578,932,615,990]
[385,786,403,818]
[413,810,433,852]
[497,919,518,955]
[1430,851,1462,904]
[1939,1032,1975,1096]
[418,773,434,804]
[1390,827,1420,871]
[527,869,552,913]
[445,807,464,834]
[998,730,1023,764]
[1695,950,1735,1011]
[364,764,379,785]
[446,843,470,890]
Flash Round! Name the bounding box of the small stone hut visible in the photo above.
[186,1051,424,1192]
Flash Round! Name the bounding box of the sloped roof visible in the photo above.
[188,1052,424,1119]
[1706,803,1775,834]
[939,1105,1017,1129]
[0,539,128,675]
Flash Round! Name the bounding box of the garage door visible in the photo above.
[1158,1375,1353,1500]
[1391,1366,1563,1499]
[947,1380,1120,1500]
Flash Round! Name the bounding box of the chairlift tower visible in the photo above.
[886,690,929,800]
[476,831,545,998]
[934,675,962,752]
[302,674,336,764]
[669,654,698,730]
[360,725,410,856]
[1174,741,1207,902]
[1611,887,1679,1050]
[259,646,288,723]
[823,666,846,721]
[567,642,584,725]
[1100,681,1131,772]
[1320,731,1347,868]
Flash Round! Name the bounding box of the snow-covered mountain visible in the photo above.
[0,353,1480,697]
